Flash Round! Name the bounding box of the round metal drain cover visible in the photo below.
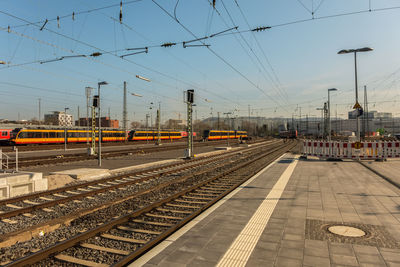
[328,225,366,237]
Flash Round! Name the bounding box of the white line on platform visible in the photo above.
[216,155,299,267]
[130,153,288,267]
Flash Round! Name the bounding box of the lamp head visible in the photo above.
[328,88,338,92]
[338,49,350,54]
[356,47,373,52]
[98,81,108,86]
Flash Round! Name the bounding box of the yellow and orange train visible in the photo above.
[202,130,248,141]
[9,128,183,145]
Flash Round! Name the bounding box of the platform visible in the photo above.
[133,154,400,266]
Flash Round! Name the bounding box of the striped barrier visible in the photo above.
[302,140,400,160]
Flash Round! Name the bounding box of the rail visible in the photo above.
[4,140,295,266]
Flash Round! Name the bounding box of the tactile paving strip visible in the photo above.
[306,219,400,249]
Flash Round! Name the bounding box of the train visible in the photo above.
[202,130,248,141]
[128,130,182,141]
[2,127,248,145]
[278,130,297,139]
[4,128,184,145]
[0,129,12,144]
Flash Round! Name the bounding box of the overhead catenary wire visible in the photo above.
[2,10,246,108]
[233,0,288,100]
[218,0,290,107]
[150,0,290,114]
[0,15,235,108]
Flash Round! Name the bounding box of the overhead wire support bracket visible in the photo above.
[183,44,210,48]
[40,19,48,31]
[40,57,63,64]
[61,55,86,59]
[209,26,238,37]
[252,26,271,32]
[126,47,148,51]
[120,49,148,58]
[161,42,176,48]
[183,36,208,45]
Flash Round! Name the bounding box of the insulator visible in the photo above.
[72,12,75,21]
[57,16,60,28]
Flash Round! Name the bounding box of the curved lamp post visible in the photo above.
[338,47,373,141]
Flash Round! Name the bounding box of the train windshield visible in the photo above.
[203,130,210,137]
[10,128,21,139]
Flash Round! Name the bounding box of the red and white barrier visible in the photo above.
[302,140,400,160]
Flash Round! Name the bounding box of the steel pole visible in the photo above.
[328,91,331,141]
[354,52,360,141]
[98,83,101,166]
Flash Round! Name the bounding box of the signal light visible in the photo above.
[93,95,99,107]
[187,89,194,103]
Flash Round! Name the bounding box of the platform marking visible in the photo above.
[217,155,299,267]
[130,153,288,267]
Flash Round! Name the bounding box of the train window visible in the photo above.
[49,132,56,138]
[1,131,7,136]
[34,132,42,138]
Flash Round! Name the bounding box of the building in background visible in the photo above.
[76,117,119,128]
[44,111,73,126]
[348,110,392,120]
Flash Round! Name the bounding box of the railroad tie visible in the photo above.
[131,219,173,227]
[23,200,40,205]
[80,243,130,256]
[174,199,207,205]
[77,188,92,192]
[55,254,109,267]
[165,203,201,209]
[145,213,182,220]
[157,208,192,214]
[88,186,101,190]
[22,213,35,218]
[190,192,217,197]
[42,208,54,212]
[200,187,225,191]
[53,193,68,198]
[1,219,17,224]
[183,196,214,201]
[66,191,80,195]
[6,204,22,209]
[100,233,147,244]
[117,226,161,235]
[39,196,54,201]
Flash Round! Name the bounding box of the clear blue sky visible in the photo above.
[1,0,400,123]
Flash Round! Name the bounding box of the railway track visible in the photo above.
[1,139,296,266]
[4,140,257,168]
[0,140,274,221]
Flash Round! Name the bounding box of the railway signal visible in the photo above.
[185,89,194,158]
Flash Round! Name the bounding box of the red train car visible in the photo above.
[0,129,12,144]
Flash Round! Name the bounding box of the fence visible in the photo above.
[0,148,18,172]
[302,140,400,160]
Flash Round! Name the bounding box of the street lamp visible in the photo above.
[338,47,373,141]
[97,81,108,166]
[64,107,69,151]
[328,88,338,141]
[316,107,324,138]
